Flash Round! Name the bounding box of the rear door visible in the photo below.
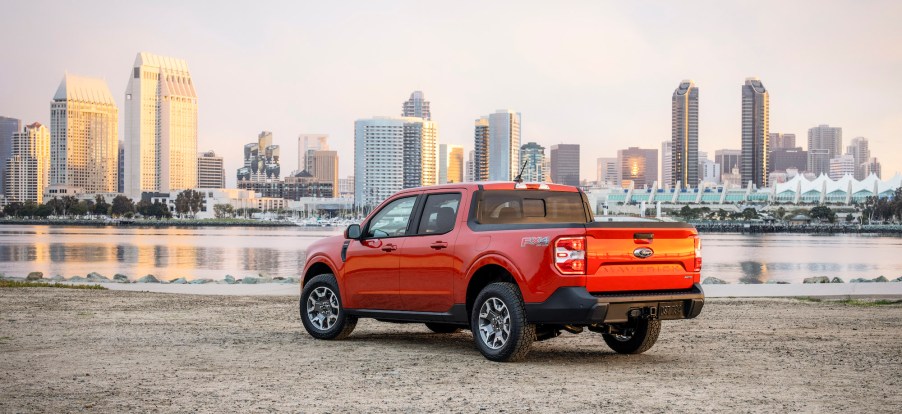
[398,192,462,312]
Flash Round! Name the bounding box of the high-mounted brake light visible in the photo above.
[694,236,702,272]
[554,236,586,275]
[515,183,550,190]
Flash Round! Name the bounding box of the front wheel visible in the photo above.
[300,274,357,340]
[602,319,660,354]
[470,282,535,362]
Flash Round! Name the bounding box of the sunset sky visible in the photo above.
[2,0,900,186]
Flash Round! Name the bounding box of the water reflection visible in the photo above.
[738,261,768,284]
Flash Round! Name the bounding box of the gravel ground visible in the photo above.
[1,288,900,413]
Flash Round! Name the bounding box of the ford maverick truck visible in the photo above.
[300,182,704,362]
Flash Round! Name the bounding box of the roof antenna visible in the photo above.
[514,159,529,183]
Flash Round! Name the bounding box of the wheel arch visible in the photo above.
[303,257,337,288]
[463,254,525,317]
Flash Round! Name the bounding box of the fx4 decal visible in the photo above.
[521,236,550,247]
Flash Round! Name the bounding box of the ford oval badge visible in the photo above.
[633,247,654,259]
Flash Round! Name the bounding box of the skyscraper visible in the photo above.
[197,150,225,188]
[672,80,699,188]
[715,149,741,179]
[307,150,339,197]
[519,142,546,183]
[438,144,464,184]
[488,110,521,181]
[769,133,796,150]
[0,116,21,195]
[770,147,807,173]
[829,155,855,180]
[661,141,672,188]
[50,74,119,193]
[465,150,475,182]
[597,157,619,187]
[807,124,842,176]
[402,119,437,189]
[237,131,280,182]
[354,117,436,207]
[741,77,770,188]
[846,137,870,180]
[617,147,658,189]
[124,52,198,197]
[4,122,49,203]
[117,140,125,193]
[298,134,329,173]
[402,90,431,120]
[861,158,882,179]
[550,144,580,186]
[473,117,489,181]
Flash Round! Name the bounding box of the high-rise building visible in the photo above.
[861,157,882,179]
[117,141,125,193]
[519,142,546,182]
[237,131,280,182]
[50,74,119,193]
[402,90,431,120]
[124,52,198,198]
[807,124,842,177]
[354,117,436,207]
[770,147,808,173]
[4,122,49,203]
[298,134,329,173]
[741,77,769,188]
[715,149,741,179]
[829,154,855,180]
[769,133,796,150]
[701,160,720,185]
[697,151,708,186]
[597,157,619,187]
[473,117,489,181]
[465,150,475,182]
[307,150,338,197]
[488,110,521,181]
[846,137,870,180]
[438,144,464,184]
[617,147,658,189]
[672,80,699,188]
[338,176,355,199]
[0,116,21,195]
[550,144,580,186]
[661,141,672,188]
[197,150,225,188]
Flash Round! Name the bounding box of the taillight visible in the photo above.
[555,236,586,275]
[694,236,702,272]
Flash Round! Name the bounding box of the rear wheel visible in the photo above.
[300,274,357,340]
[470,282,535,362]
[425,323,461,334]
[602,319,660,354]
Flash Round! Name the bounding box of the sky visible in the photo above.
[2,0,901,187]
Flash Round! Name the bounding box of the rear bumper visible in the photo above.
[525,283,705,325]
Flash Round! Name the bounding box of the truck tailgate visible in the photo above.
[584,222,699,292]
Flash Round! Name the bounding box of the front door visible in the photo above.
[399,192,462,312]
[343,195,418,310]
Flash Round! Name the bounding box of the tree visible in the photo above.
[213,203,234,219]
[110,195,135,217]
[137,200,172,219]
[93,195,111,216]
[175,189,204,218]
[3,202,24,217]
[34,204,53,218]
[776,206,786,221]
[60,196,79,216]
[809,205,836,223]
[741,208,759,220]
[45,198,64,216]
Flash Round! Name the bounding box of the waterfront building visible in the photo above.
[487,110,521,181]
[4,122,49,203]
[769,133,796,150]
[715,149,741,180]
[661,141,672,188]
[617,147,658,189]
[50,74,119,193]
[197,150,225,188]
[550,144,580,186]
[672,80,699,188]
[237,170,333,200]
[0,116,21,195]
[597,157,619,187]
[698,151,709,185]
[846,137,870,180]
[519,142,546,183]
[402,90,431,120]
[306,150,338,197]
[338,176,354,199]
[741,77,770,188]
[861,157,882,179]
[402,118,437,189]
[438,144,464,184]
[701,159,720,186]
[237,131,280,182]
[298,134,329,174]
[771,147,808,173]
[473,117,490,181]
[124,52,198,198]
[354,117,436,207]
[807,124,842,177]
[829,155,856,180]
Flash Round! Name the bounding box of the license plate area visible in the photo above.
[657,301,684,320]
[604,301,686,323]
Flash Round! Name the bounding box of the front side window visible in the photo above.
[417,193,461,235]
[366,196,417,238]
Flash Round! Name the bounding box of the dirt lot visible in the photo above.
[1,289,900,413]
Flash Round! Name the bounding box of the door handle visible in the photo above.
[381,244,398,252]
[430,241,449,250]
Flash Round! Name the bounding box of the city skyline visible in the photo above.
[1,2,901,186]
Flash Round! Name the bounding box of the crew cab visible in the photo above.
[300,182,704,362]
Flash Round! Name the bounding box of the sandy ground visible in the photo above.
[1,289,901,413]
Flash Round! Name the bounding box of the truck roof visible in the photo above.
[393,182,581,195]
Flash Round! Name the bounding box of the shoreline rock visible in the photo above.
[703,277,728,285]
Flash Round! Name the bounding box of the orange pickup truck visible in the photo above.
[300,182,704,361]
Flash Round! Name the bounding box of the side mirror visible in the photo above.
[345,224,362,239]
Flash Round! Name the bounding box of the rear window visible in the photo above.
[475,190,589,224]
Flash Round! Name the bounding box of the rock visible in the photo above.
[224,275,236,284]
[765,280,790,284]
[873,276,888,282]
[803,276,830,284]
[702,277,728,285]
[26,271,44,280]
[68,276,89,283]
[49,274,66,281]
[169,277,188,284]
[894,276,902,282]
[190,278,213,284]
[136,274,160,283]
[242,276,260,284]
[850,277,872,283]
[273,277,285,281]
[86,272,110,282]
[830,277,844,283]
[113,274,129,283]
[278,277,299,284]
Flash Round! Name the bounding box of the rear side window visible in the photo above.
[475,191,588,224]
[416,193,461,235]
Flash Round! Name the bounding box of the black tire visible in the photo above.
[300,274,357,340]
[602,319,661,354]
[470,282,535,362]
[425,323,461,334]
